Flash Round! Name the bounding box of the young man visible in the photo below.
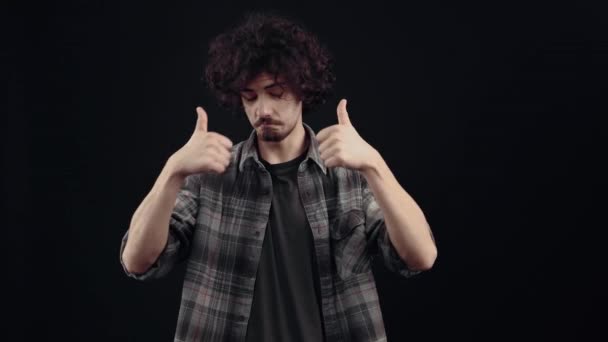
[120,11,437,342]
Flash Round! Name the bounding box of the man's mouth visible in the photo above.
[259,120,278,127]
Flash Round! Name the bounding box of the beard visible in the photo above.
[260,125,283,141]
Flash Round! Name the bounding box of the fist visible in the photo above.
[170,106,233,176]
[317,99,379,171]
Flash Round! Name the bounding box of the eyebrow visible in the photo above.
[241,82,286,92]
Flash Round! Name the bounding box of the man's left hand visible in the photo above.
[316,99,380,171]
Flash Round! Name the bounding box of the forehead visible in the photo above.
[242,72,285,91]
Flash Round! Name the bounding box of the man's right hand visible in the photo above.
[169,106,234,177]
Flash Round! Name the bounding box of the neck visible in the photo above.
[257,123,308,165]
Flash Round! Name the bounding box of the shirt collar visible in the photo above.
[238,122,327,175]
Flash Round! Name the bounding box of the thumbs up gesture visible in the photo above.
[169,106,234,176]
[316,99,380,171]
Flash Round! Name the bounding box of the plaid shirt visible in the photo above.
[120,122,422,342]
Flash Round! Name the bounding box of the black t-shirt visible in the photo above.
[244,150,325,342]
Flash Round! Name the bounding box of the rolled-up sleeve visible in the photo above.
[360,173,422,278]
[119,173,200,281]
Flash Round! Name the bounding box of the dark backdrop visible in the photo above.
[7,1,607,341]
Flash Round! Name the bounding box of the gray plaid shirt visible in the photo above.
[120,122,422,342]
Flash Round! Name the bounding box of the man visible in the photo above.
[120,11,437,342]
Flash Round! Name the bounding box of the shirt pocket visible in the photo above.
[329,209,371,279]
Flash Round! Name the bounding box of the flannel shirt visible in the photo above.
[120,122,422,341]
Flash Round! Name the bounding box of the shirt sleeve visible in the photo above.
[360,172,422,278]
[119,173,200,281]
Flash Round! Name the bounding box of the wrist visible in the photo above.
[163,155,187,183]
[361,149,384,178]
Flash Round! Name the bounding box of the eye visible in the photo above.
[267,84,286,98]
[241,92,256,102]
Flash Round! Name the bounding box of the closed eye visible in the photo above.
[241,92,284,102]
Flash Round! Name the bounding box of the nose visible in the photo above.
[255,96,273,118]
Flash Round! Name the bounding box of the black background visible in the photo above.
[6,1,608,341]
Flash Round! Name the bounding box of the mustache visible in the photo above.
[255,117,281,127]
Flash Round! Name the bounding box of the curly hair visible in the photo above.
[204,11,336,116]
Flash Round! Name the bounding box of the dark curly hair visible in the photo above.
[204,11,336,116]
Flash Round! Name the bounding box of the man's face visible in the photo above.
[240,72,303,142]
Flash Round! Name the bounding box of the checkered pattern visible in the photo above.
[120,123,421,342]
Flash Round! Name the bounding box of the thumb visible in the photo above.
[195,106,208,132]
[337,99,351,126]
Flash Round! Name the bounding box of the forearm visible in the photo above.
[362,152,437,270]
[122,158,186,274]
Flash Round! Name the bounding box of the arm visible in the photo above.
[316,99,437,271]
[361,152,437,271]
[120,106,233,277]
[120,159,186,275]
